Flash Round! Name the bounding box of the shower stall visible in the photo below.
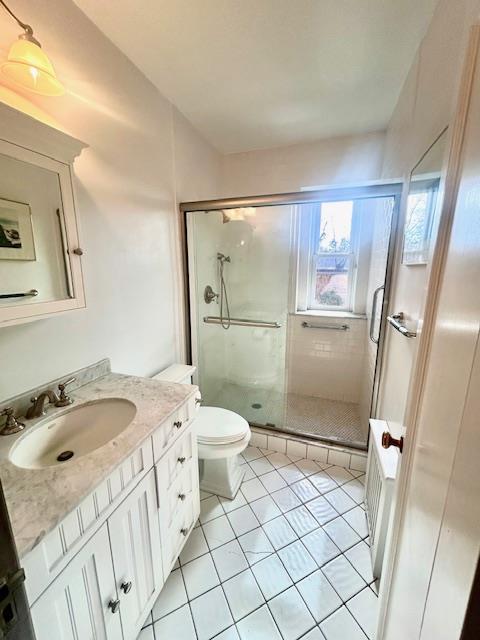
[182,186,400,450]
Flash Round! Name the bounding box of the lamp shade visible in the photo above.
[0,39,64,96]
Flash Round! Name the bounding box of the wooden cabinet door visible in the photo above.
[30,524,122,640]
[108,469,163,640]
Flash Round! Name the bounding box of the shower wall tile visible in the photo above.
[286,314,367,403]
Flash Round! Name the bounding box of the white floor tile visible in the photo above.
[201,490,213,500]
[236,604,282,639]
[277,464,305,484]
[200,495,225,524]
[268,586,316,640]
[302,528,341,567]
[323,517,361,551]
[278,540,317,582]
[320,606,367,640]
[228,505,260,536]
[182,553,219,600]
[151,568,187,621]
[266,452,292,469]
[223,569,265,621]
[321,555,366,601]
[221,491,247,514]
[309,472,338,495]
[212,539,249,581]
[299,629,325,640]
[346,587,379,639]
[202,515,236,550]
[251,554,293,600]
[249,457,275,476]
[296,570,342,623]
[271,487,301,513]
[243,465,256,482]
[290,478,319,503]
[323,488,357,515]
[216,626,241,640]
[242,478,268,502]
[180,526,209,565]
[344,542,374,584]
[250,495,282,524]
[190,586,234,640]
[285,505,319,537]
[324,466,355,486]
[341,479,365,503]
[238,527,275,565]
[262,515,298,550]
[294,458,323,476]
[259,470,287,493]
[243,446,264,462]
[137,626,154,640]
[305,496,339,526]
[153,604,196,640]
[343,507,368,538]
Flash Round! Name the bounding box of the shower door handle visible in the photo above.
[369,285,384,344]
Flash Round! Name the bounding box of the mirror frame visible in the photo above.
[0,102,87,327]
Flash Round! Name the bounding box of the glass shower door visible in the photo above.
[187,205,292,427]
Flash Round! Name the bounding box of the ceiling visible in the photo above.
[74,0,439,153]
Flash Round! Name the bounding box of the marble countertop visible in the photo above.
[0,372,197,558]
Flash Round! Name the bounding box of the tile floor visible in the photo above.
[139,446,377,640]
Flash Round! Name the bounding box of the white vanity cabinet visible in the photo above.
[30,524,122,640]
[22,393,200,640]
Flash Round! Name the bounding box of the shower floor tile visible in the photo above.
[207,383,366,448]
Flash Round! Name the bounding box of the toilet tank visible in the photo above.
[152,363,196,385]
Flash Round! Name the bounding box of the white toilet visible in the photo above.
[153,364,251,499]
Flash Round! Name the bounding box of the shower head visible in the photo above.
[217,252,231,263]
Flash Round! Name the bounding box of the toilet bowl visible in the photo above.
[152,364,251,499]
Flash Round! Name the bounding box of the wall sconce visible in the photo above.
[0,0,64,96]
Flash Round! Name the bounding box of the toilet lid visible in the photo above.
[195,407,250,444]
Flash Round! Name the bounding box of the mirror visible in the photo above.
[402,127,448,265]
[0,153,72,307]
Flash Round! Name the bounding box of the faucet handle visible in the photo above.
[56,377,76,407]
[0,407,25,436]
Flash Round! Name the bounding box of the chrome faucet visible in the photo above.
[25,377,76,419]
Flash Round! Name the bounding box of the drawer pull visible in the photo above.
[120,581,132,594]
[178,456,186,464]
[174,420,183,429]
[180,527,189,537]
[108,599,120,614]
[178,493,186,501]
[195,398,202,405]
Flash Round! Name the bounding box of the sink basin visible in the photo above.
[9,398,137,470]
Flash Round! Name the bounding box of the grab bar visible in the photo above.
[387,312,417,338]
[203,316,281,329]
[369,285,384,344]
[0,289,38,300]
[301,321,349,331]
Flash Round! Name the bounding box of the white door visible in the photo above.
[30,524,122,640]
[379,25,480,640]
[108,469,163,640]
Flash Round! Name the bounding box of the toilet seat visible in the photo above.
[196,407,249,445]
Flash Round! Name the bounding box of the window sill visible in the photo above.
[293,310,367,320]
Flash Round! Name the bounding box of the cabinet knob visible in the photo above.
[178,493,186,501]
[108,599,120,613]
[177,456,186,464]
[72,247,84,256]
[180,527,188,537]
[174,420,183,429]
[381,431,404,453]
[120,581,132,594]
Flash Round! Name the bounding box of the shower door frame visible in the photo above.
[179,182,402,446]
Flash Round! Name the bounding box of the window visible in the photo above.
[308,201,356,311]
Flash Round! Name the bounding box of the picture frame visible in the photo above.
[0,198,36,261]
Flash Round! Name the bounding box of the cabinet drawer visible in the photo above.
[161,462,198,527]
[156,427,196,491]
[152,395,197,461]
[160,495,197,573]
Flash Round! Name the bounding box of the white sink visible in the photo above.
[9,398,137,470]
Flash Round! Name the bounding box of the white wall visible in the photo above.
[377,0,480,435]
[0,0,221,400]
[221,131,386,197]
